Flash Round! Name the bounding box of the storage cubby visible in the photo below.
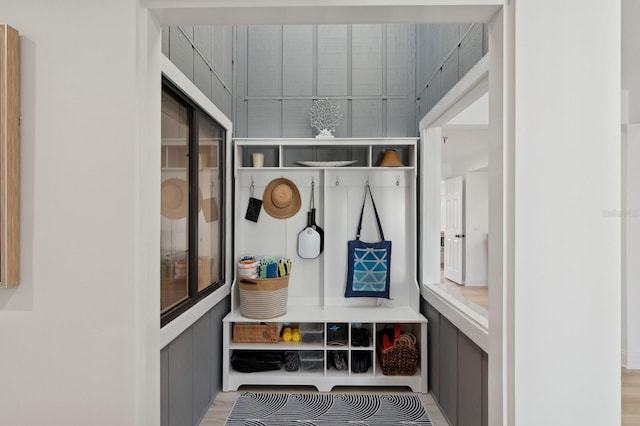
[222,138,427,392]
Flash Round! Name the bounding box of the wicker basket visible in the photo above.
[238,275,289,319]
[377,340,419,376]
[232,323,280,343]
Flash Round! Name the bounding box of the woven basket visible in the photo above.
[233,323,280,343]
[238,276,289,319]
[378,341,418,376]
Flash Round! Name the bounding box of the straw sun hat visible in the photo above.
[262,178,301,219]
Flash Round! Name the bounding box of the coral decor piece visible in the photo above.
[309,98,342,138]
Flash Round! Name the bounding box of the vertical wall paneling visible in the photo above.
[169,27,194,81]
[282,100,314,137]
[194,53,213,101]
[352,100,383,137]
[163,25,233,119]
[283,26,314,96]
[168,329,194,426]
[317,25,349,97]
[459,24,484,82]
[425,301,441,400]
[439,316,458,425]
[247,26,282,97]
[211,297,231,401]
[416,23,487,119]
[235,26,248,137]
[482,351,489,426]
[458,332,483,426]
[352,24,383,96]
[247,100,282,137]
[162,26,170,57]
[192,312,213,423]
[161,348,169,426]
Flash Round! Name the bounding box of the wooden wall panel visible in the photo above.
[425,302,441,400]
[440,24,459,63]
[441,50,459,100]
[168,330,194,426]
[169,27,194,81]
[426,71,441,112]
[387,25,409,96]
[194,53,212,101]
[387,99,409,137]
[352,24,382,96]
[458,332,483,426]
[247,26,281,97]
[247,100,281,137]
[192,312,213,423]
[161,348,169,426]
[283,26,314,97]
[352,100,382,137]
[283,100,314,138]
[193,26,212,64]
[439,316,458,426]
[459,24,484,80]
[317,25,349,96]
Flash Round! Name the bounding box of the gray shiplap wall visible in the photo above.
[415,23,488,120]
[161,296,230,426]
[162,26,234,120]
[234,24,417,138]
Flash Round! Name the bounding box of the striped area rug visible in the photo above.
[225,392,432,425]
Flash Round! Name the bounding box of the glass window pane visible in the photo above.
[197,115,223,291]
[160,89,189,312]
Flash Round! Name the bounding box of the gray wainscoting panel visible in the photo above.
[459,24,484,81]
[440,24,460,63]
[439,315,458,426]
[426,71,441,113]
[317,25,349,97]
[283,100,314,138]
[458,332,483,426]
[386,25,409,97]
[425,302,441,400]
[162,26,170,57]
[194,26,213,64]
[441,51,459,100]
[352,24,383,96]
[211,296,231,398]
[352,99,383,137]
[482,351,488,426]
[169,27,195,81]
[194,53,213,101]
[168,328,194,426]
[283,26,314,97]
[247,26,282,97]
[387,99,410,137]
[247,100,282,137]
[192,311,214,423]
[161,348,169,426]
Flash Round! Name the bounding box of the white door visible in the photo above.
[443,176,464,284]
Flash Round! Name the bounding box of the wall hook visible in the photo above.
[250,177,255,197]
[396,176,400,187]
[336,176,340,186]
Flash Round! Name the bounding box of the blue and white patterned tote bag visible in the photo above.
[345,184,392,299]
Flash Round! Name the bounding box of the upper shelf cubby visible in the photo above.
[234,138,417,169]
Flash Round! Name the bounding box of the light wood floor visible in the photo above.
[623,368,640,425]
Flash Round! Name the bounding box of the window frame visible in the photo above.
[160,77,227,327]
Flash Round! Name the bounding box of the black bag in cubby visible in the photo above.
[231,350,283,373]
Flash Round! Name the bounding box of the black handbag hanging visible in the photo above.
[344,183,392,299]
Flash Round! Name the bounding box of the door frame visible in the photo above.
[137,2,513,425]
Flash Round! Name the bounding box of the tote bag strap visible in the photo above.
[355,183,385,241]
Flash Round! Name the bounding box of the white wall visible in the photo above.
[0,1,158,424]
[513,0,620,424]
[464,170,488,285]
[622,0,640,371]
[441,126,488,179]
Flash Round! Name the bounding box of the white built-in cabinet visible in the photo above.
[222,138,427,392]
